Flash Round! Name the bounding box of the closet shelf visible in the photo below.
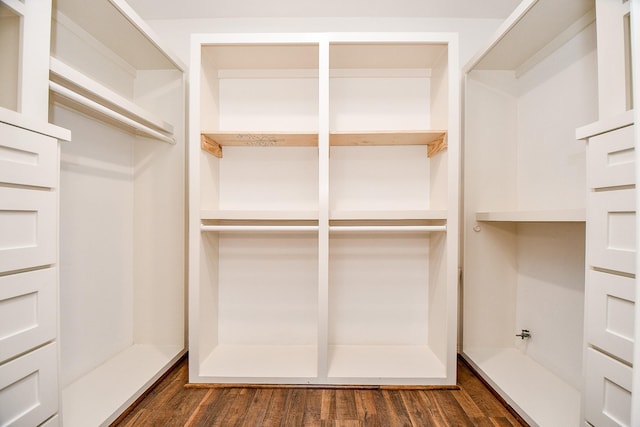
[330,130,447,157]
[475,209,586,222]
[201,225,319,232]
[201,209,318,221]
[50,57,174,135]
[201,131,318,157]
[330,209,447,221]
[466,0,594,73]
[200,130,448,158]
[54,0,184,71]
[329,225,446,232]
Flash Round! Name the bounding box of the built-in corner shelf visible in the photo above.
[475,209,586,222]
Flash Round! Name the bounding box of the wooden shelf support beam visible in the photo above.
[201,134,222,158]
[427,134,447,158]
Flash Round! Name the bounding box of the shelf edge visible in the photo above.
[475,209,586,222]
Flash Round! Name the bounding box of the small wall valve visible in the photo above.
[516,329,531,340]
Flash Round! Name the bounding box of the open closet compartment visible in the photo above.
[189,33,459,385]
[462,0,595,424]
[326,36,458,384]
[49,0,186,425]
[191,36,321,383]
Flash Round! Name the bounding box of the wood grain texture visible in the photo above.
[112,356,528,427]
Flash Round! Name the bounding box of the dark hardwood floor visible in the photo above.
[112,356,527,426]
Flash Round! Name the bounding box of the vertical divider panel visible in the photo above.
[445,35,460,382]
[632,2,640,425]
[188,36,203,379]
[317,37,330,381]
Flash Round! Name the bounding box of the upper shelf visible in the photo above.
[466,0,594,73]
[330,43,448,70]
[201,130,447,158]
[53,0,184,72]
[50,58,173,135]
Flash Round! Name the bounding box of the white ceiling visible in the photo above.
[126,0,522,20]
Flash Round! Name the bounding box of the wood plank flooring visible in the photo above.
[112,356,527,426]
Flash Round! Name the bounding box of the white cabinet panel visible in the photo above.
[0,122,58,188]
[586,270,635,364]
[587,188,636,274]
[585,348,632,427]
[0,187,56,273]
[587,124,635,189]
[0,268,56,363]
[0,343,58,427]
[39,415,59,426]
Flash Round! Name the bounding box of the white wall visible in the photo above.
[56,104,135,387]
[145,17,503,68]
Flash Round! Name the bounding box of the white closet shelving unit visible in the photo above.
[462,0,596,425]
[48,0,186,425]
[578,1,636,425]
[189,32,460,385]
[0,1,69,425]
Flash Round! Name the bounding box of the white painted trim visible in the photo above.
[0,0,25,16]
[631,0,640,425]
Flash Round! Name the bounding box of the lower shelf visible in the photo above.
[328,345,446,384]
[62,344,185,427]
[462,347,580,426]
[199,344,318,382]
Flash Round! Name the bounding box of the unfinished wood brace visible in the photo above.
[201,134,222,158]
[427,135,447,158]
